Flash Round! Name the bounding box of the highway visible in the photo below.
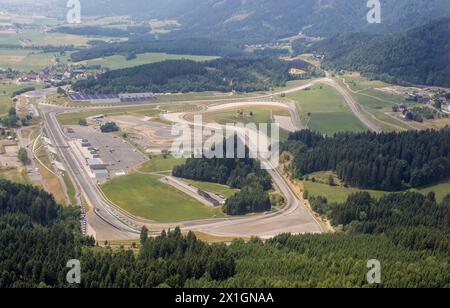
[38,75,377,241]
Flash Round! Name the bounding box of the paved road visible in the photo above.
[41,105,140,240]
[320,78,382,133]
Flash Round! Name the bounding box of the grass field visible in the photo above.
[304,176,450,204]
[185,180,239,198]
[286,84,367,135]
[78,53,218,70]
[62,171,78,206]
[338,75,413,132]
[0,82,42,115]
[0,168,29,184]
[138,155,186,173]
[203,108,274,125]
[0,48,55,71]
[34,140,67,205]
[0,29,113,46]
[56,106,160,125]
[202,106,290,124]
[101,173,225,222]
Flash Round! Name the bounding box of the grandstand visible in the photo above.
[67,92,156,104]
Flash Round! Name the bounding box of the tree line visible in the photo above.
[0,180,449,288]
[173,138,272,215]
[70,38,244,62]
[72,57,314,94]
[309,191,449,255]
[284,129,450,191]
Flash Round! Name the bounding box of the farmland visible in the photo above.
[78,52,219,70]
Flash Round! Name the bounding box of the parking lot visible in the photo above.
[66,125,147,175]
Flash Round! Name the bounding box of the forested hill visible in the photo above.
[172,137,273,215]
[307,18,450,87]
[1,179,449,288]
[284,129,450,191]
[72,58,317,94]
[63,0,450,41]
[70,38,244,62]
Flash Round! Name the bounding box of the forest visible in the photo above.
[172,139,272,215]
[70,38,244,62]
[0,179,449,288]
[284,129,450,191]
[306,18,450,87]
[73,57,314,94]
[309,191,449,255]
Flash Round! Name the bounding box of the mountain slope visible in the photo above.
[73,0,450,41]
[309,18,450,87]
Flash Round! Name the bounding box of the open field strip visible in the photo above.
[137,155,186,173]
[33,136,68,205]
[184,180,239,199]
[304,170,450,204]
[338,75,420,131]
[286,84,367,135]
[77,52,219,70]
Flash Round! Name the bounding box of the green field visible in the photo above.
[101,173,225,222]
[0,168,29,185]
[61,171,78,206]
[304,176,450,204]
[185,180,239,198]
[286,84,367,135]
[201,107,290,140]
[56,106,160,125]
[78,52,219,70]
[339,75,412,132]
[138,155,186,173]
[0,29,112,46]
[203,106,290,124]
[0,82,42,115]
[204,109,274,125]
[0,48,55,71]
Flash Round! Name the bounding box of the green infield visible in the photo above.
[79,52,219,70]
[56,106,160,125]
[101,173,226,222]
[138,155,186,174]
[202,106,289,125]
[200,107,291,140]
[287,84,367,135]
[185,180,239,199]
